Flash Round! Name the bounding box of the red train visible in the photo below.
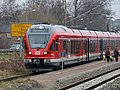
[23,24,120,69]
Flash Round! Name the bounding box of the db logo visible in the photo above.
[51,53,54,56]
[35,51,40,55]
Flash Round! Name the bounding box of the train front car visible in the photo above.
[23,24,60,70]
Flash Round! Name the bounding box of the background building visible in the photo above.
[0,24,20,49]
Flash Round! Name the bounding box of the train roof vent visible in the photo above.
[59,27,67,32]
[109,32,112,35]
[71,29,74,33]
[88,30,92,33]
[102,32,105,34]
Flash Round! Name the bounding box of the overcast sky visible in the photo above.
[16,0,120,19]
[111,0,120,19]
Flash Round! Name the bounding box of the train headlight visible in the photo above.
[44,51,47,55]
[28,52,32,54]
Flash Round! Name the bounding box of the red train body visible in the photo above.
[23,24,120,69]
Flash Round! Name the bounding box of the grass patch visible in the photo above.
[0,52,23,61]
[0,52,28,77]
[0,78,30,88]
[0,78,42,90]
[0,70,13,78]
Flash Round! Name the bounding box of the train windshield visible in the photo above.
[28,34,50,49]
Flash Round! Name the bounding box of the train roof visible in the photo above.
[78,30,97,38]
[94,31,109,38]
[26,24,120,38]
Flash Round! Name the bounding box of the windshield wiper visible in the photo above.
[37,42,46,50]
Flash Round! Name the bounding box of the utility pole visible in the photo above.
[62,0,67,26]
[106,0,112,31]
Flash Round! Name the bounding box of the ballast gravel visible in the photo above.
[52,62,120,90]
[97,77,120,90]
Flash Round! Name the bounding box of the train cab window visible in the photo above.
[28,34,50,49]
[50,40,58,51]
[22,39,27,50]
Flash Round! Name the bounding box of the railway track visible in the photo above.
[0,73,31,82]
[59,67,120,90]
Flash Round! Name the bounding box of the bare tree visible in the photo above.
[0,0,21,24]
[67,0,112,30]
[0,0,113,30]
[19,0,58,23]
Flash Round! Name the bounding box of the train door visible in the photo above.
[58,39,70,57]
[99,39,103,58]
[85,38,89,61]
[66,39,71,57]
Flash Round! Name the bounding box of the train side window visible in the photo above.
[63,40,69,54]
[103,40,107,50]
[90,40,95,53]
[70,40,81,54]
[90,40,92,52]
[99,39,103,52]
[71,40,75,54]
[110,40,115,50]
[84,40,87,53]
[116,40,119,47]
[71,41,73,54]
[63,41,66,50]
[118,40,120,47]
[76,40,81,54]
